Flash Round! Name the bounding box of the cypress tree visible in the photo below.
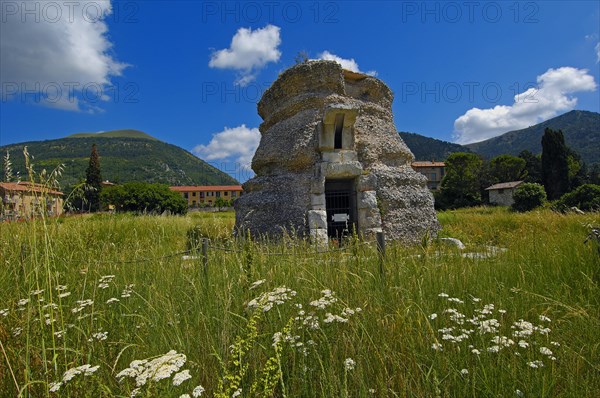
[541,128,570,200]
[85,144,103,212]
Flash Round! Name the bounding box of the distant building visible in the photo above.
[485,181,524,206]
[411,161,445,190]
[169,185,243,207]
[0,182,64,220]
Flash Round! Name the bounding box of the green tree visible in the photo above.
[85,144,102,212]
[541,128,570,200]
[555,184,600,212]
[512,183,547,212]
[518,150,542,184]
[489,154,526,184]
[436,152,483,209]
[100,182,187,214]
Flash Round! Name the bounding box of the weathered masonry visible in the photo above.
[234,60,439,245]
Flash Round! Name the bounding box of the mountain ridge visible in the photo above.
[0,130,238,188]
[464,110,600,165]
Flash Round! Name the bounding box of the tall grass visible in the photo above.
[0,208,598,397]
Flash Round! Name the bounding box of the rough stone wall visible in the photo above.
[234,60,440,244]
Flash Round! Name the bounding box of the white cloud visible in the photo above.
[595,42,600,63]
[0,0,128,112]
[193,125,261,176]
[316,51,378,76]
[454,67,597,144]
[209,25,281,86]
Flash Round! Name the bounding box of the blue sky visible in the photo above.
[1,0,599,181]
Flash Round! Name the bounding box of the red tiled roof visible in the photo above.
[0,182,63,196]
[412,161,446,167]
[485,181,524,190]
[169,185,243,192]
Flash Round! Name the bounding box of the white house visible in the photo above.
[485,181,524,206]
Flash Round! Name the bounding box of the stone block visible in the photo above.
[309,228,328,251]
[358,207,382,229]
[357,173,377,191]
[307,210,327,230]
[310,194,326,210]
[325,161,363,178]
[358,190,378,210]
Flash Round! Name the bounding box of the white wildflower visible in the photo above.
[512,319,534,337]
[272,332,282,346]
[106,298,120,304]
[540,347,553,356]
[12,327,22,336]
[431,343,443,351]
[438,293,449,298]
[192,385,205,397]
[121,284,135,298]
[180,395,191,398]
[54,330,65,338]
[324,313,348,323]
[30,289,44,296]
[518,340,529,348]
[528,360,544,368]
[516,389,524,397]
[98,283,110,289]
[487,345,500,353]
[55,285,68,291]
[59,292,71,298]
[49,381,62,392]
[17,298,29,306]
[369,388,376,394]
[310,289,337,309]
[448,297,464,304]
[344,358,355,371]
[117,350,186,387]
[90,331,108,341]
[173,369,192,386]
[429,313,438,320]
[478,319,500,334]
[539,315,551,322]
[471,349,481,355]
[460,368,469,375]
[62,364,100,383]
[0,309,8,317]
[232,388,242,397]
[551,341,560,346]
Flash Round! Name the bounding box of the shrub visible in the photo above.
[100,182,187,214]
[555,184,600,212]
[512,183,547,212]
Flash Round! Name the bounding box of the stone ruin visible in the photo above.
[234,60,439,245]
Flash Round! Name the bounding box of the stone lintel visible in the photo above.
[321,150,358,163]
[322,161,363,179]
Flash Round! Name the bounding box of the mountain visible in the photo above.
[0,130,238,188]
[465,110,600,165]
[399,131,470,161]
[66,129,159,140]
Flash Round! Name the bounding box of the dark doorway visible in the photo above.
[325,179,357,240]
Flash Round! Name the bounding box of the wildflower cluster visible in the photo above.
[117,350,204,397]
[430,293,560,373]
[49,364,100,392]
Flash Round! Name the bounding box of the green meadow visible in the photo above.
[0,208,598,397]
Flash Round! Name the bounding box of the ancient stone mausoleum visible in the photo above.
[234,60,439,245]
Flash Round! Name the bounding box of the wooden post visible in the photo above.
[376,231,386,280]
[201,239,208,278]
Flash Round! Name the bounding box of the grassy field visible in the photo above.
[0,208,598,397]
